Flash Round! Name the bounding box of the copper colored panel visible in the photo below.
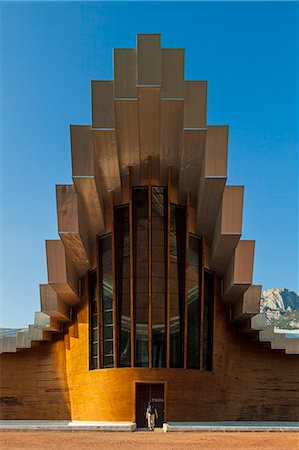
[93,129,122,205]
[271,333,287,350]
[231,285,262,322]
[138,86,161,180]
[210,186,244,274]
[161,48,185,98]
[137,34,161,86]
[221,186,244,234]
[60,234,90,277]
[114,49,137,98]
[56,185,79,233]
[56,184,91,276]
[285,338,299,354]
[46,240,67,284]
[46,240,79,303]
[70,125,93,177]
[242,284,262,313]
[115,99,140,186]
[210,232,240,276]
[184,81,207,128]
[233,240,255,284]
[91,80,114,128]
[222,240,255,303]
[205,126,228,177]
[160,99,184,185]
[196,177,226,244]
[40,284,70,321]
[73,177,105,239]
[179,129,206,206]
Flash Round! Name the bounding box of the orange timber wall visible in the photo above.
[1,274,299,421]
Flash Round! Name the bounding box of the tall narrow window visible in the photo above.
[187,235,202,369]
[99,235,114,368]
[151,187,167,368]
[202,270,214,371]
[133,187,149,367]
[169,204,186,368]
[89,270,98,370]
[115,205,131,367]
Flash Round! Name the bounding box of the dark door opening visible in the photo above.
[135,383,165,428]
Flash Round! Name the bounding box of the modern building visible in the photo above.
[1,35,298,426]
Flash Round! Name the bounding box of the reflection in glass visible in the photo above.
[170,204,186,368]
[133,187,149,367]
[202,270,214,371]
[115,205,131,367]
[152,187,167,368]
[187,235,202,369]
[89,270,98,370]
[99,235,114,368]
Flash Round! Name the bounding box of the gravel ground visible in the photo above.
[0,431,298,450]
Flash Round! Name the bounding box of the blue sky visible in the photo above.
[0,1,298,327]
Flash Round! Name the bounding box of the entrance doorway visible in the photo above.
[135,383,165,428]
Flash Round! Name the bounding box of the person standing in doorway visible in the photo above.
[145,400,158,431]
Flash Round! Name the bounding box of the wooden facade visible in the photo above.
[1,34,298,423]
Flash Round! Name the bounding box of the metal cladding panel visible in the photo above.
[34,311,62,332]
[70,125,93,177]
[205,126,228,177]
[210,186,244,274]
[184,81,207,128]
[40,284,70,321]
[60,234,90,277]
[259,325,275,342]
[56,184,90,275]
[92,129,121,199]
[46,239,79,302]
[138,86,161,180]
[179,129,206,205]
[221,186,244,234]
[114,49,137,98]
[160,99,184,185]
[231,285,262,322]
[222,241,255,303]
[46,240,67,284]
[16,330,31,349]
[210,233,241,276]
[73,177,105,238]
[115,99,140,186]
[196,177,226,244]
[233,240,255,284]
[250,313,268,331]
[56,185,79,233]
[91,80,114,128]
[242,285,262,314]
[137,34,161,86]
[161,48,185,98]
[271,333,287,350]
[285,338,299,354]
[2,336,17,353]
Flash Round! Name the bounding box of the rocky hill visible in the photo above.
[261,288,299,330]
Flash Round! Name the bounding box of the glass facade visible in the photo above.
[187,235,202,369]
[169,204,186,368]
[99,235,114,368]
[133,187,149,367]
[89,185,214,371]
[89,270,98,369]
[151,187,167,368]
[115,205,131,367]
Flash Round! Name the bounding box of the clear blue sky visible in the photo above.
[0,1,298,328]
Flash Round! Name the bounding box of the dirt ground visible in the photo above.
[0,431,298,450]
